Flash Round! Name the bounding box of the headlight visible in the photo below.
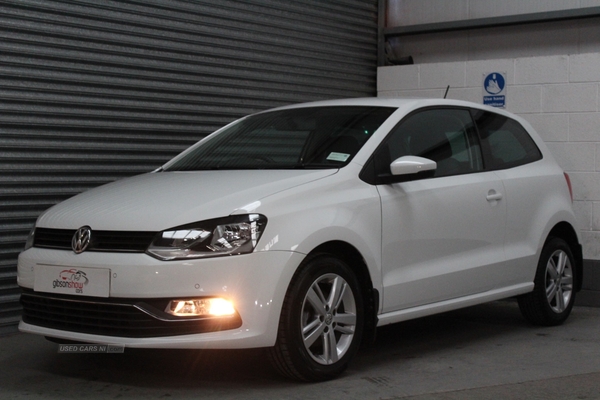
[146,214,267,261]
[24,226,36,251]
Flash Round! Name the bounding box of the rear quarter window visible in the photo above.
[473,110,542,170]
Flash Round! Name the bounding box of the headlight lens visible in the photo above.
[24,226,36,250]
[146,214,267,261]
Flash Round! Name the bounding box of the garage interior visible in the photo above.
[2,0,600,335]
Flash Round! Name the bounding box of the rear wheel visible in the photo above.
[518,237,576,326]
[268,254,364,381]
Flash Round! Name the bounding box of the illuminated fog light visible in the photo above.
[165,298,235,317]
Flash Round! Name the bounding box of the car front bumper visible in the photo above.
[17,247,303,349]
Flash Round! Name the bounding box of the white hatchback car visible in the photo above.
[18,98,582,381]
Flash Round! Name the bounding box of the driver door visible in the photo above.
[375,108,507,313]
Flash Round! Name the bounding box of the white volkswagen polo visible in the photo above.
[18,98,582,381]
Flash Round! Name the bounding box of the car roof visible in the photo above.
[267,97,516,118]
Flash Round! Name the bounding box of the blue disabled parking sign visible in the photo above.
[483,72,506,108]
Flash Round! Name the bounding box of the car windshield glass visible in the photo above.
[164,106,396,171]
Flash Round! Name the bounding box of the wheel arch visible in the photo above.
[547,222,583,292]
[307,241,379,347]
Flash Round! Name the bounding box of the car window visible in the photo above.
[472,110,542,170]
[371,108,483,180]
[163,106,396,171]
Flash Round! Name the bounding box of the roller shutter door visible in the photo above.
[0,0,379,333]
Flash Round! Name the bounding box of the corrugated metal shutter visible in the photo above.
[0,0,379,333]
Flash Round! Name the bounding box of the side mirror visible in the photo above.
[390,156,437,176]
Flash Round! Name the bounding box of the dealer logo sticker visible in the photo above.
[34,265,110,297]
[53,269,89,294]
[72,226,92,254]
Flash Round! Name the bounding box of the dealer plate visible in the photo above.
[34,265,110,298]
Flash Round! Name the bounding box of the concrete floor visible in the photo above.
[2,300,600,399]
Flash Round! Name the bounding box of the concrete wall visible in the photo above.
[385,1,600,65]
[387,0,600,26]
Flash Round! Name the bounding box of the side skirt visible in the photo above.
[376,283,534,327]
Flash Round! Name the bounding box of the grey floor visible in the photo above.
[2,300,600,399]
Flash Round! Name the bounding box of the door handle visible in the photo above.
[486,190,503,202]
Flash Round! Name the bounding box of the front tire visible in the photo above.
[518,237,576,326]
[268,254,364,381]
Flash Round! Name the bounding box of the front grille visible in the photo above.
[20,289,242,338]
[34,228,73,249]
[34,228,157,252]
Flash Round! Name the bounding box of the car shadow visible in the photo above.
[352,299,531,372]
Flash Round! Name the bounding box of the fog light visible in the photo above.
[165,298,235,317]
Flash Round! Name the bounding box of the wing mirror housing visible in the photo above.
[361,155,438,185]
[390,156,437,176]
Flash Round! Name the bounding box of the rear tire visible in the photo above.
[518,237,576,326]
[268,254,364,381]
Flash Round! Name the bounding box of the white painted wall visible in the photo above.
[378,54,600,260]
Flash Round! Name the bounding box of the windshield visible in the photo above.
[164,106,396,171]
